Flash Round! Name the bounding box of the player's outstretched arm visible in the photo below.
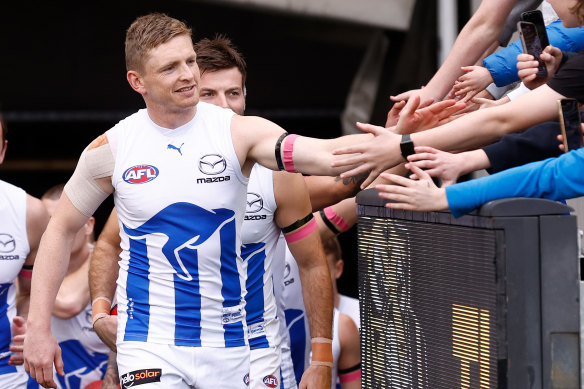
[89,208,121,352]
[273,172,333,389]
[332,84,564,187]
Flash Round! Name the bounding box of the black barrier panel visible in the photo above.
[356,189,580,389]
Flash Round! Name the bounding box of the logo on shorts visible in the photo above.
[0,234,16,253]
[243,373,250,386]
[120,368,162,388]
[198,154,226,175]
[263,375,278,388]
[123,165,159,184]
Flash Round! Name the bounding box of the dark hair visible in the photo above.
[194,35,247,88]
[42,183,66,201]
[125,13,192,72]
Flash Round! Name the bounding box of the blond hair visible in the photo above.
[125,13,192,72]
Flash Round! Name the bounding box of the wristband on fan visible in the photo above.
[311,337,333,368]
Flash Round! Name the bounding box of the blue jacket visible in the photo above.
[446,147,584,217]
[483,20,584,86]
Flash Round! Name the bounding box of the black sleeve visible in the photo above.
[483,120,563,174]
[547,51,584,104]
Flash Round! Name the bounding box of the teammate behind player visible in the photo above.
[0,113,49,389]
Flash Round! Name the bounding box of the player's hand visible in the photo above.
[23,326,63,388]
[8,316,26,365]
[376,163,449,212]
[299,365,331,389]
[93,315,118,352]
[332,122,401,189]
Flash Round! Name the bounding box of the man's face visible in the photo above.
[138,34,201,113]
[199,67,245,115]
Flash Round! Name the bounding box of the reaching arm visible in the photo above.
[393,0,516,107]
[89,208,121,352]
[303,175,364,213]
[333,84,565,188]
[273,172,333,389]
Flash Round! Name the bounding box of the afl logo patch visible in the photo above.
[0,234,16,253]
[243,373,250,386]
[123,165,159,184]
[263,375,278,388]
[246,192,263,213]
[199,154,226,175]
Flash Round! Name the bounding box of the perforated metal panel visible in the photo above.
[358,215,499,388]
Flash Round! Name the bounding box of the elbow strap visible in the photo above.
[19,264,33,279]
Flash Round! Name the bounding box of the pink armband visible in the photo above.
[339,369,362,383]
[284,217,317,243]
[324,206,351,232]
[19,269,32,279]
[283,134,299,173]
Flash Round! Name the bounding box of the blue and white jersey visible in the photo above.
[110,102,249,348]
[0,180,29,377]
[331,309,341,389]
[241,165,282,350]
[338,295,360,330]
[282,247,311,385]
[27,302,110,389]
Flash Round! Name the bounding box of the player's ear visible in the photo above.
[127,70,146,95]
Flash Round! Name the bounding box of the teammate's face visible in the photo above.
[199,67,246,116]
[136,35,201,115]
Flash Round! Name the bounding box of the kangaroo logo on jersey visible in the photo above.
[246,193,263,213]
[263,375,279,388]
[199,154,226,175]
[120,368,162,388]
[167,142,184,155]
[0,234,15,253]
[56,339,108,389]
[123,165,159,184]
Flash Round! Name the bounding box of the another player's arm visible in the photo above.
[303,174,366,213]
[101,351,120,389]
[53,258,91,319]
[315,197,357,243]
[337,314,361,389]
[24,134,114,389]
[89,208,122,352]
[16,195,49,319]
[273,172,333,389]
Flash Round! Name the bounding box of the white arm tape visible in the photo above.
[64,144,114,217]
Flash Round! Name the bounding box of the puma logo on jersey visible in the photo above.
[0,234,16,253]
[167,143,184,155]
[123,165,159,184]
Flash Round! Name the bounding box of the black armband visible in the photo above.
[319,209,339,234]
[338,362,361,375]
[281,213,314,234]
[21,264,33,271]
[275,132,289,171]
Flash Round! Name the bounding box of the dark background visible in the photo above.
[0,0,461,297]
